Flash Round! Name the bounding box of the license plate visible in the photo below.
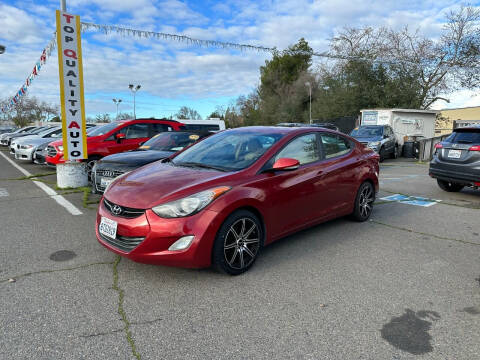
[99,216,117,239]
[100,177,114,187]
[448,149,462,159]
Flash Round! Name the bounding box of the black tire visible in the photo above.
[212,210,263,275]
[350,182,375,222]
[390,144,398,159]
[437,179,464,192]
[379,147,386,162]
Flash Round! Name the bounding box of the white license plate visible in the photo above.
[99,216,117,239]
[100,177,114,187]
[448,149,462,159]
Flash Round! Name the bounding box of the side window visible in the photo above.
[320,133,351,159]
[275,133,320,165]
[125,123,149,139]
[151,123,169,134]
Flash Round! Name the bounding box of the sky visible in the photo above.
[1,0,479,120]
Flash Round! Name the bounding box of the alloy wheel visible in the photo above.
[358,184,374,218]
[224,218,260,270]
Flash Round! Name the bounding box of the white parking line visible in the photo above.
[0,188,9,197]
[0,151,83,216]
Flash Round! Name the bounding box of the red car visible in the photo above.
[96,126,379,275]
[45,118,185,172]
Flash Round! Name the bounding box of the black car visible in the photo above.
[350,125,398,161]
[429,126,480,192]
[92,131,210,193]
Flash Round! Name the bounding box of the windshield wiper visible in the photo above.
[174,161,228,172]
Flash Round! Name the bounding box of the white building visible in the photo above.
[360,108,438,146]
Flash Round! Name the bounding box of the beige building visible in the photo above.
[436,106,480,134]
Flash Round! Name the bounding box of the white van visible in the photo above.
[179,119,225,132]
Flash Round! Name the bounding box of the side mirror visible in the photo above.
[271,157,300,171]
[383,134,388,139]
[115,133,126,142]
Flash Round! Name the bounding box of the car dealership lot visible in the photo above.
[0,152,479,359]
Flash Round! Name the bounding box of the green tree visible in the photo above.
[257,38,314,124]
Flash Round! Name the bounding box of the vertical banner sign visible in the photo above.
[56,10,87,160]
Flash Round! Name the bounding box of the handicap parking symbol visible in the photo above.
[380,194,440,207]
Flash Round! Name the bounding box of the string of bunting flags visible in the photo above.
[3,20,466,114]
[1,34,57,113]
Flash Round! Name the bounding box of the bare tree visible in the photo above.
[330,5,480,108]
[174,106,202,120]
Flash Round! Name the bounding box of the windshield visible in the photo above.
[37,127,59,137]
[446,129,480,144]
[28,127,48,134]
[173,130,284,171]
[142,132,205,151]
[350,126,383,137]
[87,122,121,137]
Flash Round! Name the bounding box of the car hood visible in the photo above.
[98,150,174,166]
[14,135,41,143]
[105,162,235,209]
[351,135,382,142]
[18,137,54,147]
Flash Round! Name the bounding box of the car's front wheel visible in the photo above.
[212,210,263,275]
[437,179,464,192]
[391,144,398,159]
[351,182,375,222]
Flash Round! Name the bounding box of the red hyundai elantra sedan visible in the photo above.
[96,126,379,275]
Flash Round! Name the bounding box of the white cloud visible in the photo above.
[1,0,478,119]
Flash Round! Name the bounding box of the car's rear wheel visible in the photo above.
[212,210,262,275]
[437,179,464,192]
[351,182,375,222]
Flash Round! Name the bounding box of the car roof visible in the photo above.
[227,125,339,135]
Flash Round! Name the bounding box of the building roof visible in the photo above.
[360,108,438,114]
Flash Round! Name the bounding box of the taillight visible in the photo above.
[434,143,443,149]
[469,145,480,151]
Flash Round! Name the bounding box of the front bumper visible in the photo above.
[95,197,223,268]
[14,147,35,161]
[45,151,65,166]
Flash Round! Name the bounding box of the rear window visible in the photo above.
[446,130,480,144]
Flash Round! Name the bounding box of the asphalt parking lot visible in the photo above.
[0,149,479,360]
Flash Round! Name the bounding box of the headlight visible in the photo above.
[58,145,64,151]
[152,186,231,218]
[368,141,381,148]
[20,144,33,149]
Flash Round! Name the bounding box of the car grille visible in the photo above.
[96,169,124,178]
[99,232,145,252]
[103,198,145,219]
[47,145,57,157]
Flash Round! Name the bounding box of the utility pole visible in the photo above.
[61,0,66,11]
[305,82,312,124]
[128,84,141,119]
[112,98,122,120]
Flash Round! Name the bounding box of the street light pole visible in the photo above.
[60,0,66,11]
[112,98,122,120]
[128,84,141,119]
[305,82,312,124]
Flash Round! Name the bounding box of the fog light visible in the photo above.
[168,235,194,251]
